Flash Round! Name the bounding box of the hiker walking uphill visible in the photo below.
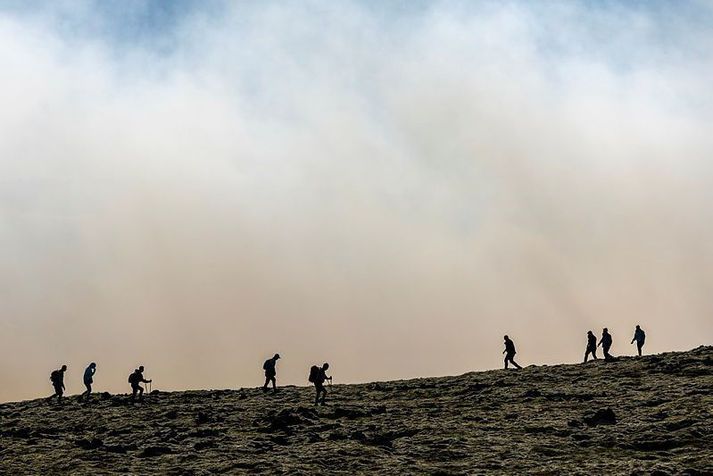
[631,325,646,356]
[584,331,598,362]
[598,328,613,361]
[503,336,522,369]
[262,353,280,393]
[47,365,67,404]
[81,362,96,402]
[128,366,152,402]
[309,363,332,405]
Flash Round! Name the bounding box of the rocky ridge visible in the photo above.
[1,346,711,474]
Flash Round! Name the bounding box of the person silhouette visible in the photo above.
[631,325,646,356]
[262,353,280,393]
[81,362,96,402]
[503,335,522,369]
[128,365,152,402]
[584,331,598,362]
[48,365,67,404]
[312,363,332,405]
[598,328,613,361]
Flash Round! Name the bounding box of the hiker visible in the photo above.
[309,363,332,405]
[503,335,522,369]
[48,365,67,404]
[128,366,152,402]
[631,325,646,356]
[262,353,280,393]
[584,331,598,362]
[598,328,613,361]
[81,362,96,401]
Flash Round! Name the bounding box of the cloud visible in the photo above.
[1,1,712,401]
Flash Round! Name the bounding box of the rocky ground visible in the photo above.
[1,347,711,475]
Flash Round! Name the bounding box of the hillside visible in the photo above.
[1,347,711,475]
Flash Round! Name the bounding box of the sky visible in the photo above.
[1,0,712,402]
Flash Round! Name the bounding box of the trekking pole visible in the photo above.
[149,381,152,394]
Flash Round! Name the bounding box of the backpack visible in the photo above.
[50,370,60,384]
[128,372,139,384]
[308,365,320,383]
[263,360,270,371]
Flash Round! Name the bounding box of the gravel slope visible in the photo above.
[1,346,711,475]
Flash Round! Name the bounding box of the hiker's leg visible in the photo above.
[314,386,320,405]
[592,348,597,359]
[512,358,522,369]
[637,343,643,356]
[138,386,144,400]
[263,377,269,392]
[504,356,509,369]
[271,376,277,391]
[132,386,138,401]
[321,387,327,405]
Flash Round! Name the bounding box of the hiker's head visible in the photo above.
[89,362,96,368]
[138,366,144,372]
[503,335,509,341]
[60,365,67,371]
[635,325,640,330]
[274,353,280,360]
[322,363,329,370]
[603,328,608,333]
[587,331,593,335]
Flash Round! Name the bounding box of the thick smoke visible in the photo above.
[1,1,712,401]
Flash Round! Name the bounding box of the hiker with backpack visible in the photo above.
[262,353,280,393]
[598,328,614,361]
[81,362,96,402]
[503,335,522,369]
[128,366,152,402]
[584,331,598,362]
[631,325,646,356]
[309,363,332,405]
[48,365,67,404]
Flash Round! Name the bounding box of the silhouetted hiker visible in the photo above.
[598,328,613,361]
[309,363,332,405]
[48,365,67,404]
[503,335,522,369]
[584,331,598,362]
[128,366,152,402]
[81,362,96,401]
[262,353,280,393]
[631,325,646,356]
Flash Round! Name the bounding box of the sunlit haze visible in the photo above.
[1,0,713,402]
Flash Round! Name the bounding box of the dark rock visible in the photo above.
[628,439,685,451]
[196,411,211,424]
[140,446,173,458]
[523,389,541,398]
[583,408,616,426]
[76,438,103,450]
[307,433,323,443]
[270,435,290,445]
[567,419,582,428]
[194,440,217,451]
[665,419,694,431]
[105,444,131,454]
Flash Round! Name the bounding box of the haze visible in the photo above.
[1,1,712,402]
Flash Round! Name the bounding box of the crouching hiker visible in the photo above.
[128,365,152,402]
[308,363,332,406]
[48,365,67,404]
